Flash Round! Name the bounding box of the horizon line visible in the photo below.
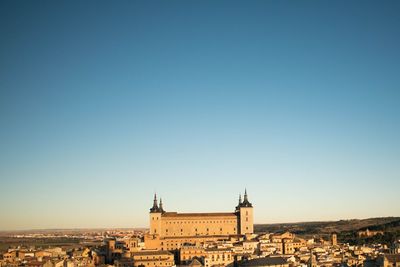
[1,215,398,232]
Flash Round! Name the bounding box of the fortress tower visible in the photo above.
[235,189,254,235]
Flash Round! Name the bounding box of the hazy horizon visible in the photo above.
[2,215,400,232]
[1,1,400,231]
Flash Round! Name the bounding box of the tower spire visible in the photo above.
[241,188,252,207]
[159,198,164,213]
[239,194,242,205]
[153,193,158,207]
[150,193,160,212]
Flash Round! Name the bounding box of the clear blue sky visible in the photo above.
[0,1,399,230]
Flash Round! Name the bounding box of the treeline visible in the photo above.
[338,231,400,246]
[358,219,400,232]
[254,221,331,235]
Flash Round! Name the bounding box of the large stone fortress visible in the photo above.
[144,190,254,250]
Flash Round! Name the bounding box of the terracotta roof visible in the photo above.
[132,250,173,256]
[163,212,236,217]
[205,248,232,252]
[160,235,231,239]
[240,256,288,266]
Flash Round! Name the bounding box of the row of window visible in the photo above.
[166,227,236,232]
[211,254,231,261]
[137,256,171,260]
[163,220,236,224]
[137,262,173,266]
[166,232,234,236]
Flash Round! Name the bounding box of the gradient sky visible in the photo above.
[1,1,400,231]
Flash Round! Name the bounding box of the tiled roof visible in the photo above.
[240,257,288,266]
[160,234,232,239]
[132,250,173,256]
[163,212,236,217]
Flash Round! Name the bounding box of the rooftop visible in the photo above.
[132,250,173,256]
[162,212,237,217]
[239,256,288,266]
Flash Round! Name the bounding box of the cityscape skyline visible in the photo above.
[0,190,398,231]
[1,0,400,231]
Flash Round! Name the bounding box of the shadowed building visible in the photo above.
[378,254,400,267]
[233,256,289,267]
[357,229,384,238]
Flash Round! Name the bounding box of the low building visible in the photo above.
[357,229,384,238]
[131,250,175,267]
[180,245,206,264]
[237,256,289,267]
[204,248,234,267]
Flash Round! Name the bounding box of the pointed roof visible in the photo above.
[150,193,161,213]
[159,198,165,213]
[240,188,253,207]
[189,258,203,266]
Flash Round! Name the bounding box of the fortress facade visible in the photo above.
[144,190,254,250]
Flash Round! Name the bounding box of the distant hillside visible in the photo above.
[0,228,147,236]
[254,217,400,236]
[358,219,400,232]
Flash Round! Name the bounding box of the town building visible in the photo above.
[236,256,289,267]
[357,229,384,238]
[131,250,175,267]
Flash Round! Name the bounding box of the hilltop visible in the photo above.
[255,217,400,245]
[255,217,400,235]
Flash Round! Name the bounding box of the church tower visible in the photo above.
[236,189,254,235]
[149,193,162,235]
[331,232,337,246]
